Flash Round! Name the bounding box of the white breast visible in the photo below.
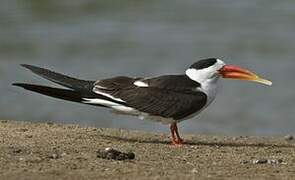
[180,77,220,121]
[199,78,219,108]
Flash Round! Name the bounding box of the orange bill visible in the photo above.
[218,65,272,86]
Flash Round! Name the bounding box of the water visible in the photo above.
[1,0,295,136]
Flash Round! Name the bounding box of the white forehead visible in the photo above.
[215,59,226,68]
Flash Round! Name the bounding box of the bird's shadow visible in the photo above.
[100,134,295,148]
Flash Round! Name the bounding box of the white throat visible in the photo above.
[199,77,220,107]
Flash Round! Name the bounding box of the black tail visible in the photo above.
[13,64,126,107]
[21,64,95,91]
[12,83,107,107]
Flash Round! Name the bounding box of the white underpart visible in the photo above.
[138,113,175,124]
[196,77,220,113]
[133,80,148,87]
[92,86,125,103]
[112,105,136,112]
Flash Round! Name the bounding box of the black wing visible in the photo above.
[114,88,206,120]
[95,75,207,120]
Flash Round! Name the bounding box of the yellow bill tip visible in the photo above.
[253,78,272,86]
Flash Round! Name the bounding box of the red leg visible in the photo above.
[174,123,183,143]
[170,123,177,143]
[170,122,183,146]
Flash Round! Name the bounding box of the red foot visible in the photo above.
[171,138,184,146]
[170,122,184,146]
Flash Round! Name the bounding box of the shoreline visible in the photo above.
[0,120,294,180]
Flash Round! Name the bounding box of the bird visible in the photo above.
[13,58,272,145]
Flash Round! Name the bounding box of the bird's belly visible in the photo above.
[137,113,176,124]
[111,107,176,124]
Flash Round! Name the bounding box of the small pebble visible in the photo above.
[240,160,249,164]
[284,135,294,141]
[26,135,33,138]
[46,122,54,126]
[97,147,135,161]
[13,148,22,154]
[253,159,267,164]
[232,137,238,141]
[19,128,28,132]
[242,159,284,165]
[191,168,198,173]
[267,159,283,164]
[49,153,60,159]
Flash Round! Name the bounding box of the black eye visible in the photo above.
[190,58,217,70]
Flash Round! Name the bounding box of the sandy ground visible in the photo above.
[0,120,295,180]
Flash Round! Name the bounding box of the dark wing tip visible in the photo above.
[12,83,25,88]
[20,64,29,68]
[20,64,37,70]
[20,64,49,76]
[12,83,20,86]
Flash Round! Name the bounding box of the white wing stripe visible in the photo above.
[83,98,120,106]
[133,81,148,87]
[93,87,125,103]
[83,98,136,113]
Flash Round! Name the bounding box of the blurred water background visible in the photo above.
[1,0,295,136]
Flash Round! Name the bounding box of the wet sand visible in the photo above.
[0,120,294,180]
